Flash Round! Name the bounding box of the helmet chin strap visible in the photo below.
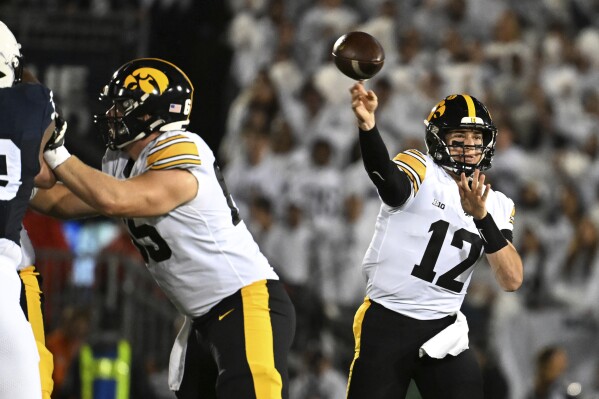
[114,117,166,149]
[148,119,164,132]
[115,132,146,150]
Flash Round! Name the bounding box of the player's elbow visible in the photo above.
[95,194,147,218]
[501,269,523,292]
[94,194,124,217]
[502,278,522,292]
[34,167,57,189]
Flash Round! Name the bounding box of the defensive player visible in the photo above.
[345,82,523,399]
[31,58,296,399]
[0,20,57,399]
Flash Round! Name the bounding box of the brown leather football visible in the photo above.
[332,31,385,80]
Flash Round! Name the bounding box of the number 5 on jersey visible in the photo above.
[125,219,172,263]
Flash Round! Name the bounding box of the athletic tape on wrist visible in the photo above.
[473,213,508,254]
[44,146,71,170]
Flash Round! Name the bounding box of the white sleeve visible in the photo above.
[18,227,35,271]
[491,192,515,232]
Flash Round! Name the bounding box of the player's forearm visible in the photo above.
[30,183,98,219]
[33,162,56,189]
[359,125,411,206]
[487,242,523,292]
[52,156,131,217]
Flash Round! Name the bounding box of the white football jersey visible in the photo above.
[102,130,278,318]
[363,149,515,320]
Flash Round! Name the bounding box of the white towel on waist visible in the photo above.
[168,316,192,391]
[419,311,469,359]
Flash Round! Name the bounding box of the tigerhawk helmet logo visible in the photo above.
[427,99,447,122]
[123,67,169,95]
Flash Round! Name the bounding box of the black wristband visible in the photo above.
[473,213,508,254]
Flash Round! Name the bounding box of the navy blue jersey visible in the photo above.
[0,83,54,244]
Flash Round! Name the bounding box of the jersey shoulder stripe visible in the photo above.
[147,135,201,170]
[153,134,188,148]
[392,149,427,193]
[152,156,202,170]
[404,149,427,163]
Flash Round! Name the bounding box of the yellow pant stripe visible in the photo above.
[19,266,54,399]
[346,297,371,398]
[241,280,283,398]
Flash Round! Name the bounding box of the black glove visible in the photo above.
[45,113,67,151]
[44,113,71,169]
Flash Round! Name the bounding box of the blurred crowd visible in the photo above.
[8,0,599,398]
[220,0,599,398]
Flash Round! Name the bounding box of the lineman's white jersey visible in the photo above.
[102,130,278,318]
[363,149,515,320]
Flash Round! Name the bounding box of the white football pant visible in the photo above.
[0,263,41,399]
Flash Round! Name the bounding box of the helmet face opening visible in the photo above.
[424,94,497,176]
[95,98,154,150]
[94,58,194,150]
[95,112,149,151]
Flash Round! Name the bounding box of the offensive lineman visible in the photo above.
[31,58,296,399]
[0,20,57,399]
[345,82,523,399]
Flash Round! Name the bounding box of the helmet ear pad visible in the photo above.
[425,125,451,165]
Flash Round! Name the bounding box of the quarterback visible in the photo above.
[32,58,295,399]
[345,82,523,399]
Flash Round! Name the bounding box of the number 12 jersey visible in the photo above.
[362,149,515,320]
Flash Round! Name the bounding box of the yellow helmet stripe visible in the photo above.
[461,94,477,123]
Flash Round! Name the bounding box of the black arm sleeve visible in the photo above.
[359,125,413,207]
[501,229,513,242]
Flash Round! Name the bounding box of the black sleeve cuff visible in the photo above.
[474,213,509,254]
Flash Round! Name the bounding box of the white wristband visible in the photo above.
[44,146,72,169]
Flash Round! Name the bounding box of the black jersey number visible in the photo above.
[213,161,241,226]
[411,219,483,293]
[125,219,172,263]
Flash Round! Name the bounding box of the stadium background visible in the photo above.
[2,0,599,398]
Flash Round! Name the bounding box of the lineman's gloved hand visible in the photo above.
[43,113,71,169]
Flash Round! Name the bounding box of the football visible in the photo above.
[332,31,385,80]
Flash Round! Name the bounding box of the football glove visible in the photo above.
[43,113,71,169]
